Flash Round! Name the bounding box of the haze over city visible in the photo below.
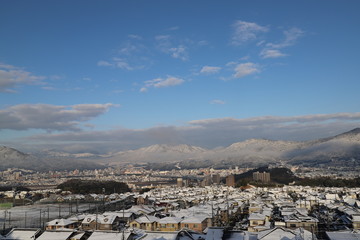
[1,0,360,154]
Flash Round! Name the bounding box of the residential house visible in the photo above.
[284,213,318,233]
[81,214,121,231]
[248,212,270,232]
[129,215,159,231]
[157,217,181,231]
[46,218,78,230]
[180,216,209,232]
[257,227,316,240]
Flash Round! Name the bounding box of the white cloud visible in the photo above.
[233,62,260,78]
[155,35,189,61]
[231,20,269,45]
[98,36,149,70]
[98,58,144,71]
[42,86,56,91]
[0,63,45,92]
[169,45,188,61]
[267,27,304,49]
[128,34,142,40]
[200,66,221,74]
[0,103,117,131]
[112,58,134,70]
[210,99,225,105]
[260,49,288,59]
[167,26,179,31]
[140,87,148,93]
[97,60,113,67]
[144,76,185,90]
[259,27,304,60]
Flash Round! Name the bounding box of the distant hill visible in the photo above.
[0,146,105,171]
[233,167,299,185]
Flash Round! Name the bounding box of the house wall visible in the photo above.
[285,221,317,232]
[158,223,180,231]
[353,221,360,230]
[180,221,207,232]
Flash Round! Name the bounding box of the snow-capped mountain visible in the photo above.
[103,128,360,167]
[2,128,360,170]
[105,144,207,165]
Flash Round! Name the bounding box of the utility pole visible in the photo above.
[102,188,105,212]
[43,210,46,229]
[211,201,214,227]
[12,187,16,208]
[3,210,7,232]
[76,199,79,213]
[47,206,50,223]
[122,200,125,240]
[95,205,98,230]
[58,204,61,218]
[8,212,11,229]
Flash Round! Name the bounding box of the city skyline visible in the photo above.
[1,0,360,153]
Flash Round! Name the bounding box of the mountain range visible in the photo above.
[1,128,360,171]
[0,146,104,171]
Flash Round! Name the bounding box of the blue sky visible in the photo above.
[1,0,360,153]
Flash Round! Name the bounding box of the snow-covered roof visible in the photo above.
[205,227,223,240]
[4,228,40,240]
[133,215,159,224]
[258,227,315,240]
[158,217,182,224]
[181,215,208,223]
[326,231,360,240]
[248,212,266,221]
[87,231,131,240]
[35,231,74,240]
[81,214,117,224]
[46,218,76,227]
[141,232,177,240]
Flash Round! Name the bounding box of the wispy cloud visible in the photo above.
[97,60,113,67]
[128,34,142,40]
[210,99,225,105]
[0,63,45,92]
[260,27,304,59]
[233,62,260,78]
[200,66,221,74]
[98,35,150,70]
[155,35,189,61]
[0,103,117,131]
[167,26,179,31]
[141,76,185,92]
[267,27,304,49]
[260,49,287,59]
[231,20,268,46]
[97,58,144,71]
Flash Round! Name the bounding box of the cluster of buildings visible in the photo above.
[0,167,248,190]
[2,184,360,239]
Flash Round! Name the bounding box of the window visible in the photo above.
[290,224,296,228]
[184,224,189,228]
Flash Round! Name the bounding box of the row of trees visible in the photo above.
[57,179,131,194]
